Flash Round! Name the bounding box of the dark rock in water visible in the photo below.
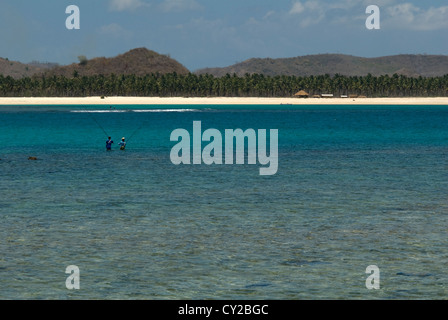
[28,157,38,160]
[396,272,433,278]
[281,259,329,267]
[245,283,272,289]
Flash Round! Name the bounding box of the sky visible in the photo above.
[0,0,447,71]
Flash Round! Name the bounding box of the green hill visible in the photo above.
[195,54,448,77]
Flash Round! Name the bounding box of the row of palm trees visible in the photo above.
[0,72,447,97]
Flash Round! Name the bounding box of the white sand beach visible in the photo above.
[1,96,448,105]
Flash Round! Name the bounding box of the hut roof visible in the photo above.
[295,90,309,96]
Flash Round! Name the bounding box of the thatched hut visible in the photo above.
[294,90,309,98]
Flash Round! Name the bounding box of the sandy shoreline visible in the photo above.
[1,96,448,105]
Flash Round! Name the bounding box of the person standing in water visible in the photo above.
[106,137,114,151]
[118,137,126,150]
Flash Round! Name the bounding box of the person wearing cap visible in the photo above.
[106,137,114,151]
[118,137,126,150]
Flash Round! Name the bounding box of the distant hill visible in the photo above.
[27,61,60,70]
[195,54,448,78]
[4,51,448,80]
[0,58,45,79]
[43,48,189,78]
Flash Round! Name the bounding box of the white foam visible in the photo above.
[133,109,198,112]
[71,109,198,113]
[71,110,129,113]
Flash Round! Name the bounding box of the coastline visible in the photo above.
[1,96,448,105]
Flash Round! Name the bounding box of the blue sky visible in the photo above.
[0,0,447,71]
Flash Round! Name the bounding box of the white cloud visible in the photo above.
[289,2,305,15]
[159,0,202,12]
[289,0,358,16]
[287,1,448,30]
[264,11,276,19]
[288,1,326,27]
[385,4,448,31]
[386,3,416,25]
[109,0,149,12]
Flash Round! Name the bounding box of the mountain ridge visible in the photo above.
[195,54,448,78]
[0,58,46,79]
[2,50,448,79]
[0,48,189,79]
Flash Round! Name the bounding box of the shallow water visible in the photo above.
[1,104,447,299]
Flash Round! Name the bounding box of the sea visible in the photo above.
[0,104,447,300]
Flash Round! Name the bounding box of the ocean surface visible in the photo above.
[0,104,447,300]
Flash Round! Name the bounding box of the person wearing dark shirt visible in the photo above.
[106,137,114,151]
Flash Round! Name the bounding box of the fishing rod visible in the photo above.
[88,112,110,137]
[87,107,148,147]
[126,121,147,143]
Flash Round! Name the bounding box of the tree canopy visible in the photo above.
[0,72,447,97]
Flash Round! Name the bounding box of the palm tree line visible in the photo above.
[0,72,447,97]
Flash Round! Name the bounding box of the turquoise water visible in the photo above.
[1,104,448,299]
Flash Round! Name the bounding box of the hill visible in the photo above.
[4,51,448,80]
[195,54,448,78]
[0,57,46,79]
[43,48,189,78]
